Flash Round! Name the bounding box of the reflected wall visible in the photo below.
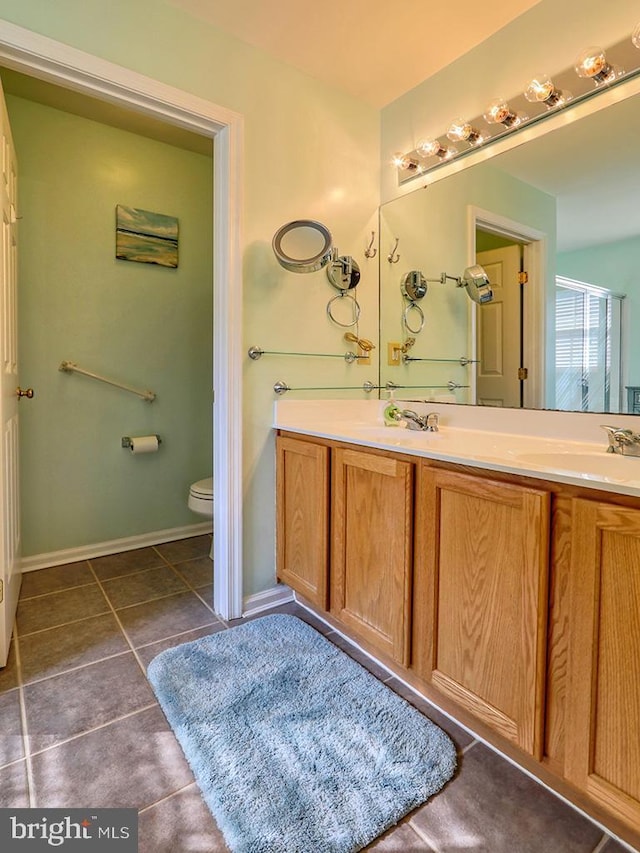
[379,162,556,403]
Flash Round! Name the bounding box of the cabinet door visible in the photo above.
[331,447,413,665]
[276,435,329,609]
[414,466,550,757]
[565,498,640,827]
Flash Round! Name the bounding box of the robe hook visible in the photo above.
[387,237,400,264]
[364,231,377,258]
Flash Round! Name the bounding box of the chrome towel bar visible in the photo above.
[272,380,468,395]
[59,361,156,402]
[248,346,362,363]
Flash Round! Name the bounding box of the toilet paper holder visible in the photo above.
[122,435,162,449]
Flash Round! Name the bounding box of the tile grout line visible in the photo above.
[18,608,113,639]
[26,703,160,760]
[87,557,220,675]
[21,648,134,688]
[151,546,220,618]
[134,621,224,653]
[137,781,199,815]
[12,630,36,807]
[103,588,207,614]
[86,560,156,676]
[19,579,98,603]
[191,586,218,616]
[591,834,611,853]
[407,812,441,852]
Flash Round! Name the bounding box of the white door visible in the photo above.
[0,79,21,667]
[476,245,522,408]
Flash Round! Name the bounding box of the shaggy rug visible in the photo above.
[147,614,456,853]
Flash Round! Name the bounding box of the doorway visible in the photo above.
[476,236,526,408]
[468,206,545,409]
[0,22,244,620]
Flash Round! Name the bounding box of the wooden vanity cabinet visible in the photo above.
[275,430,640,844]
[330,446,413,666]
[276,435,330,609]
[412,464,550,758]
[275,434,414,664]
[565,498,640,828]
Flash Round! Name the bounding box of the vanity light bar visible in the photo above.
[394,24,640,185]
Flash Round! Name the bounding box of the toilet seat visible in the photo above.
[188,477,213,515]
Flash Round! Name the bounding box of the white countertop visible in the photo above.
[274,399,640,498]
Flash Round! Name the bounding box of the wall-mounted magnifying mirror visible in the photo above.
[273,218,362,327]
[327,251,361,291]
[401,270,427,301]
[458,264,493,304]
[272,219,333,273]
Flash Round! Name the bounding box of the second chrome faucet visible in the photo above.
[601,424,640,456]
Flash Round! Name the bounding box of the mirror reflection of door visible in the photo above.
[476,234,524,407]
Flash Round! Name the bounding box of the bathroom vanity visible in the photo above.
[274,400,640,848]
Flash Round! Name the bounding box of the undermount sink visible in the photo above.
[513,451,639,479]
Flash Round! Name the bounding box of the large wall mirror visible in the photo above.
[379,85,640,414]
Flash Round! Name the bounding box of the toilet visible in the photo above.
[188,477,213,559]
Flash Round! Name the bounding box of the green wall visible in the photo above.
[380,162,556,399]
[0,0,380,597]
[9,93,213,556]
[557,235,640,389]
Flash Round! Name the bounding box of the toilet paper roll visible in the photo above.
[129,435,159,454]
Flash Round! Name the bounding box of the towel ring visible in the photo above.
[326,293,361,328]
[403,302,425,335]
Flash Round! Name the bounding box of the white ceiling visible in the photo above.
[166,0,543,107]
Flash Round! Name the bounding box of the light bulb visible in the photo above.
[392,152,418,171]
[446,118,485,145]
[632,22,640,49]
[574,46,616,84]
[416,138,456,160]
[524,74,570,108]
[483,98,522,128]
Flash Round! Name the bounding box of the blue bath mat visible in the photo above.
[147,614,456,852]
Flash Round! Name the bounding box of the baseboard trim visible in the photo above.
[20,522,213,572]
[242,584,294,617]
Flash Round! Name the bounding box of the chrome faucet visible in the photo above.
[425,411,440,432]
[400,409,440,432]
[600,424,640,456]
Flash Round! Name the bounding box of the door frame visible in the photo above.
[0,21,245,619]
[468,206,546,409]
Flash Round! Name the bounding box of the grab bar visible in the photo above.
[59,361,156,402]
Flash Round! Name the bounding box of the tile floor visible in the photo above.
[0,534,636,853]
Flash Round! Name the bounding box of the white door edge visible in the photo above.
[0,20,245,620]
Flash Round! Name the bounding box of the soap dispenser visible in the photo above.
[382,390,401,426]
